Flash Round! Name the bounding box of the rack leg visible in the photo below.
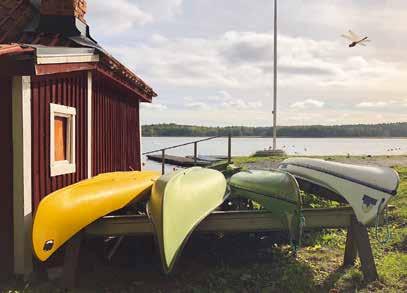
[343,225,357,266]
[351,216,378,282]
[62,233,83,289]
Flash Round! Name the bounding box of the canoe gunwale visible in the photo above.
[229,183,299,206]
[146,200,167,271]
[281,162,399,196]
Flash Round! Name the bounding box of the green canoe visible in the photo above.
[148,167,228,273]
[229,170,302,246]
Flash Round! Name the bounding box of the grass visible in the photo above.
[1,157,406,293]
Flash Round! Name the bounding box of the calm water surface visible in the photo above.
[142,137,407,171]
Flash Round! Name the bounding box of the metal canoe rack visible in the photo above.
[62,206,388,288]
[62,135,384,287]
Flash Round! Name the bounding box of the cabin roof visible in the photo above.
[0,0,157,101]
[0,44,34,56]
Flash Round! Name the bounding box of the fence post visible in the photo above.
[161,149,165,175]
[194,142,198,166]
[228,133,232,164]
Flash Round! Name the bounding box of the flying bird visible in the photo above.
[341,30,370,47]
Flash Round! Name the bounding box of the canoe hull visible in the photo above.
[33,171,160,261]
[148,167,227,273]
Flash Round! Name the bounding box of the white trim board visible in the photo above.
[49,103,77,177]
[12,76,33,277]
[36,54,99,65]
[138,100,142,170]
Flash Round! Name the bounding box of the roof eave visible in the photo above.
[0,44,157,101]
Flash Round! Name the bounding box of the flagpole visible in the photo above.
[273,0,278,151]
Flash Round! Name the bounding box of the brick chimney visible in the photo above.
[40,0,87,23]
[37,0,92,38]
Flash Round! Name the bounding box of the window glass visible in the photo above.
[54,116,67,161]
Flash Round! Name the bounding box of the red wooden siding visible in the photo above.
[31,72,88,210]
[92,73,141,175]
[0,77,14,280]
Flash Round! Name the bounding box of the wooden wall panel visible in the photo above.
[0,77,14,280]
[92,73,141,176]
[31,72,88,211]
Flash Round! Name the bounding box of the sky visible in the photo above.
[86,0,407,126]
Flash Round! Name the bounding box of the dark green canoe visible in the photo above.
[229,170,302,246]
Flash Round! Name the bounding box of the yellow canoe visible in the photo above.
[33,171,160,261]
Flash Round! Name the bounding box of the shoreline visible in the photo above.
[234,154,407,169]
[143,136,407,139]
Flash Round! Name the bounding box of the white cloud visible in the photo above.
[221,99,263,110]
[137,0,184,19]
[356,102,387,108]
[207,91,233,102]
[109,29,406,125]
[141,103,167,111]
[290,99,325,109]
[151,34,169,44]
[87,0,185,35]
[184,91,262,111]
[87,0,153,34]
[110,30,404,95]
[186,102,211,110]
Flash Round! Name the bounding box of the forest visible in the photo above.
[142,122,407,137]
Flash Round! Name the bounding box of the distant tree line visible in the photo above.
[142,123,407,137]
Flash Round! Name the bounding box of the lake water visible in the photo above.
[142,137,407,171]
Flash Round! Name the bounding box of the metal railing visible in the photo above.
[142,134,232,174]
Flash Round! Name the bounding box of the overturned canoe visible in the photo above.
[229,170,302,245]
[33,171,160,261]
[148,167,227,273]
[279,158,400,224]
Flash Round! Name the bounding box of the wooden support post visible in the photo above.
[227,134,232,164]
[343,225,357,266]
[32,258,48,282]
[194,142,197,166]
[161,150,165,175]
[351,216,378,282]
[62,233,83,289]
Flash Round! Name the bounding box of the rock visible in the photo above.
[240,273,252,281]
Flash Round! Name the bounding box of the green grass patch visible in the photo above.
[377,252,407,286]
[233,155,288,165]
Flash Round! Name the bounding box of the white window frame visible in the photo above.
[50,103,76,177]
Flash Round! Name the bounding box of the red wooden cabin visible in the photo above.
[0,0,157,280]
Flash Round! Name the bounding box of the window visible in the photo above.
[50,103,76,177]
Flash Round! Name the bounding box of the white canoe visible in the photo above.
[279,158,399,225]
